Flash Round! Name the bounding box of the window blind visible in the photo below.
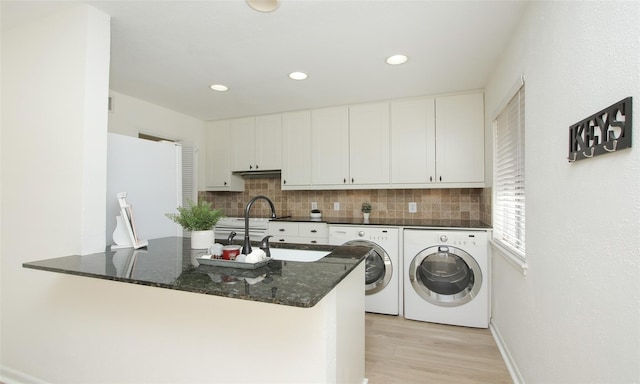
[181,144,196,207]
[494,87,525,258]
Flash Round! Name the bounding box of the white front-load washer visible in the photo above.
[403,229,489,328]
[330,226,399,315]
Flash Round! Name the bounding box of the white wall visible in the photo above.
[107,90,206,191]
[1,5,111,381]
[485,2,640,383]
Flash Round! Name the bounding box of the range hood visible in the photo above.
[232,169,282,178]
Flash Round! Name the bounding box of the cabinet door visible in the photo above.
[230,117,256,172]
[295,236,329,245]
[349,102,390,185]
[205,120,243,191]
[255,114,282,170]
[435,93,485,183]
[281,111,312,187]
[311,106,349,186]
[268,221,299,236]
[298,222,329,238]
[390,98,436,185]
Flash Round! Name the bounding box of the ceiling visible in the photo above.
[2,0,528,121]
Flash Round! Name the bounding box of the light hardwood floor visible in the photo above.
[365,313,512,384]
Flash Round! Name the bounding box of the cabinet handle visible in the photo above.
[351,178,354,183]
[343,178,346,183]
[311,229,317,233]
[249,165,253,170]
[256,164,259,169]
[283,179,287,185]
[429,176,432,182]
[439,176,442,182]
[278,239,285,242]
[310,240,317,244]
[279,228,285,232]
[224,181,227,186]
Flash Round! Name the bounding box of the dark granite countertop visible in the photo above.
[22,237,369,308]
[272,216,491,229]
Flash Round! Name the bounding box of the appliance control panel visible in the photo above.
[437,232,485,248]
[359,232,389,241]
[357,229,390,241]
[329,226,399,246]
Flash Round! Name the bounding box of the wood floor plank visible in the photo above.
[365,313,512,384]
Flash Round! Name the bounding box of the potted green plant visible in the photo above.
[166,200,224,249]
[361,201,372,221]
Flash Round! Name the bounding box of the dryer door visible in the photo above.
[409,245,482,307]
[343,240,392,295]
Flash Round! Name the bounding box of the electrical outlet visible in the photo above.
[408,202,417,213]
[311,202,318,210]
[333,202,340,211]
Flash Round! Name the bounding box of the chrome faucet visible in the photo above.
[259,235,273,258]
[242,195,277,255]
[227,231,236,245]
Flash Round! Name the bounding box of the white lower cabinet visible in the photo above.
[269,221,329,245]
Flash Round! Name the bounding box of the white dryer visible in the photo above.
[403,229,489,328]
[330,226,400,315]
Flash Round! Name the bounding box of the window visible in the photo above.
[494,86,525,260]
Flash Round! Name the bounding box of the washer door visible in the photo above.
[344,240,392,295]
[409,245,482,307]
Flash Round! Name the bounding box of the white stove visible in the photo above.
[214,217,270,243]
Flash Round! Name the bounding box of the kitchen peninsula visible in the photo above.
[23,237,369,383]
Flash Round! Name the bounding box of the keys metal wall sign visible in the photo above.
[568,97,632,162]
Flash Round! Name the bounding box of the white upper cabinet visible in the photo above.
[349,102,390,185]
[311,106,349,186]
[435,92,485,184]
[390,98,436,185]
[205,120,244,191]
[390,93,484,188]
[281,110,312,188]
[255,114,282,171]
[231,114,282,172]
[210,90,485,192]
[231,117,256,172]
[309,103,389,188]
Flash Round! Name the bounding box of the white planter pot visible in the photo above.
[363,212,370,223]
[191,230,214,249]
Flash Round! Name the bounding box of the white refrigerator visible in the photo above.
[106,133,183,246]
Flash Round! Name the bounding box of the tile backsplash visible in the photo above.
[201,177,492,225]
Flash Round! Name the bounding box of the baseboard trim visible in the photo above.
[1,365,50,384]
[489,319,525,384]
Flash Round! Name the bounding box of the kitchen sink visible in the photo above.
[269,248,330,262]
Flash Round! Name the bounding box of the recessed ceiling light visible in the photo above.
[288,72,308,80]
[247,0,279,13]
[386,54,408,65]
[210,84,229,92]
